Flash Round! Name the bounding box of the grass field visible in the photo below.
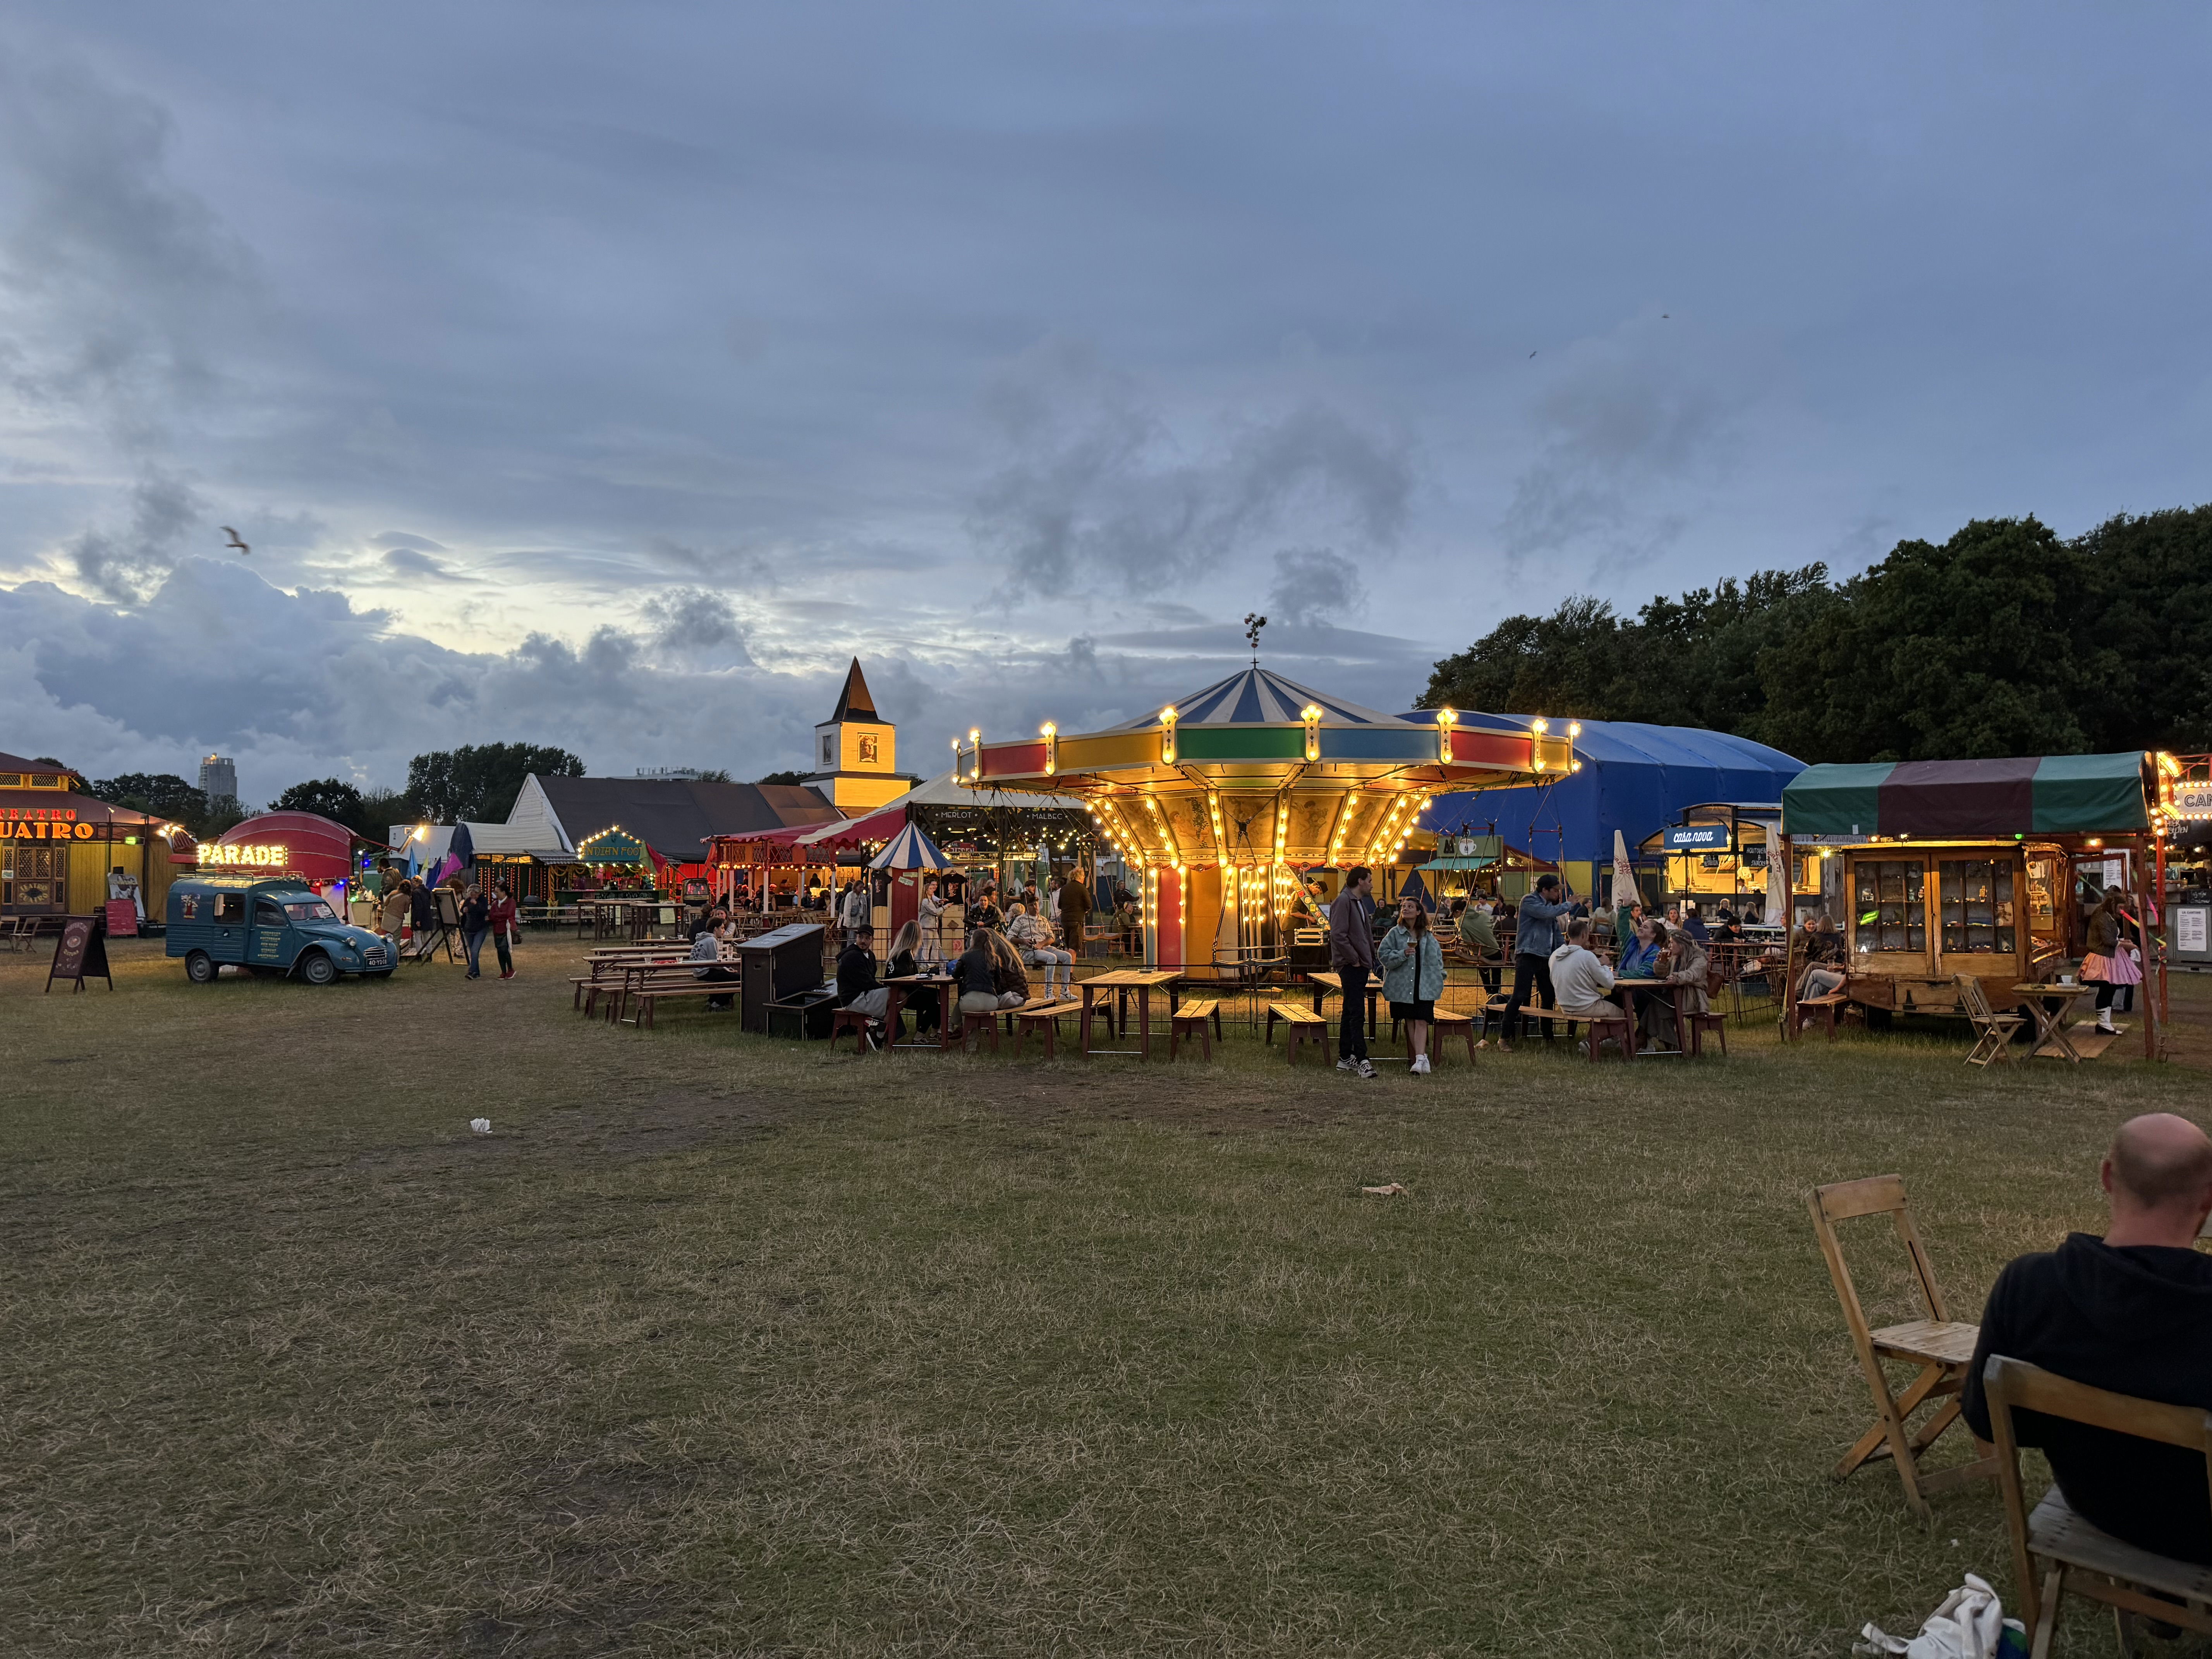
[4,935,2205,1657]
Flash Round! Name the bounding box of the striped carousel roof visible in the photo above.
[1109,668,1412,730]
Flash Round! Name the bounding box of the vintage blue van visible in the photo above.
[166,873,395,984]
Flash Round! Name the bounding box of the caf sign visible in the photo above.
[199,843,290,868]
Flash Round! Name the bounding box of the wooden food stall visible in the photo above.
[2,753,192,931]
[1779,752,2175,1057]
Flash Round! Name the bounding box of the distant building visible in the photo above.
[198,754,238,805]
[635,767,707,781]
[804,658,909,812]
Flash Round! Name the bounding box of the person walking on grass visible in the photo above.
[487,881,519,981]
[1380,895,1446,1076]
[1501,872,1572,1051]
[1058,868,1092,959]
[1328,864,1379,1079]
[459,882,490,980]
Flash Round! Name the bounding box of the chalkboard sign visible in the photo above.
[46,915,114,994]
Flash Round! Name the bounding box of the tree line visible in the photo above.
[1417,505,2212,762]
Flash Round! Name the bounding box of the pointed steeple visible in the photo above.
[831,658,877,722]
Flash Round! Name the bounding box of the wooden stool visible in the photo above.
[958,1007,1000,1054]
[830,1005,872,1053]
[1169,998,1220,1061]
[1688,1006,1729,1056]
[1414,1008,1480,1065]
[1580,1010,1633,1060]
[1012,998,1077,1059]
[1267,1001,1328,1065]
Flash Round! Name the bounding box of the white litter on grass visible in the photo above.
[1361,1182,1408,1198]
[470,1118,491,1135]
[1854,1573,2023,1658]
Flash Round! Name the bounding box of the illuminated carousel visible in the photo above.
[953,664,1579,970]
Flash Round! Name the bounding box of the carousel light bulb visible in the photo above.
[1532,718,1548,734]
[1568,721,1582,738]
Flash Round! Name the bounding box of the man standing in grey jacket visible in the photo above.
[1502,872,1573,1048]
[1328,865,1379,1078]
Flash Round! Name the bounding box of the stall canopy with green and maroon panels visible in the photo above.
[1781,752,2154,839]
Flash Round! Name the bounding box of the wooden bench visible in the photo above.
[630,981,741,1028]
[1797,992,1851,1039]
[1427,1008,1479,1063]
[1011,998,1081,1059]
[1265,1001,1329,1065]
[1169,998,1222,1061]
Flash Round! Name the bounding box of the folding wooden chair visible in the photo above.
[1808,1175,1997,1513]
[1984,1356,2212,1656]
[1956,975,2025,1068]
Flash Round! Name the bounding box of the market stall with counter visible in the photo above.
[1778,751,2178,1058]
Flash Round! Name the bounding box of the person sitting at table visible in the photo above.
[1453,896,1503,992]
[687,924,737,1010]
[950,925,1022,1020]
[835,927,891,1045]
[886,920,939,1035]
[1681,901,1711,943]
[984,927,1030,1007]
[1618,914,1663,980]
[1645,923,1711,1048]
[1548,917,1626,1047]
[1961,1113,2212,1565]
[969,883,1005,935]
[1008,902,1074,996]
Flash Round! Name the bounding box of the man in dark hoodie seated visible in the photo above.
[1962,1112,2212,1563]
[835,928,891,1046]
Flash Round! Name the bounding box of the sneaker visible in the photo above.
[1337,1057,1358,1072]
[1411,1054,1431,1076]
[1355,1060,1378,1079]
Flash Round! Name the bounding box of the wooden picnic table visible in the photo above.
[1612,977,1693,1057]
[2011,982,2100,1063]
[1306,970,1378,1035]
[1078,968,1180,1060]
[881,973,958,1054]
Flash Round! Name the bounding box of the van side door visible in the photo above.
[250,898,293,969]
[210,892,248,960]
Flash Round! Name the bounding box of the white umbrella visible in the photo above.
[1612,828,1637,911]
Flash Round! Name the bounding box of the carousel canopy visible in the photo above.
[1783,752,2158,840]
[956,666,1577,870]
[869,822,954,870]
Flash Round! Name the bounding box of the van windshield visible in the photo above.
[282,899,337,922]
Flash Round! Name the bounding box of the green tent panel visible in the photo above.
[2030,752,2151,833]
[1783,752,2150,839]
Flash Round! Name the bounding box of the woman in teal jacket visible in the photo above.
[1379,896,1448,1075]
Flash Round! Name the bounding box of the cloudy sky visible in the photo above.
[4,4,2209,803]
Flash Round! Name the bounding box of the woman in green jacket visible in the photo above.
[1380,896,1448,1075]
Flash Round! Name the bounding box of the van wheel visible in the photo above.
[299,951,338,986]
[185,950,217,984]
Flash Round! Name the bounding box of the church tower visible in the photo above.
[805,658,904,811]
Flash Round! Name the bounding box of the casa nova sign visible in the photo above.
[198,843,290,868]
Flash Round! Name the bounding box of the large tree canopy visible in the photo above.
[1420,506,2212,762]
[405,744,586,823]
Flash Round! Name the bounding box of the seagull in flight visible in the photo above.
[220,526,250,556]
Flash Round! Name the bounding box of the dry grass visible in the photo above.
[3,936,2205,1657]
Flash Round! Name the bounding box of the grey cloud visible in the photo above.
[1268,548,1365,626]
[971,341,1415,603]
[382,546,466,582]
[1500,325,1736,571]
[67,468,204,602]
[0,50,260,447]
[640,586,753,664]
[373,531,448,553]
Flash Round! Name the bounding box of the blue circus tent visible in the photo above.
[1420,713,1807,881]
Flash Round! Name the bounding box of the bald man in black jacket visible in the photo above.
[1962,1113,2212,1563]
